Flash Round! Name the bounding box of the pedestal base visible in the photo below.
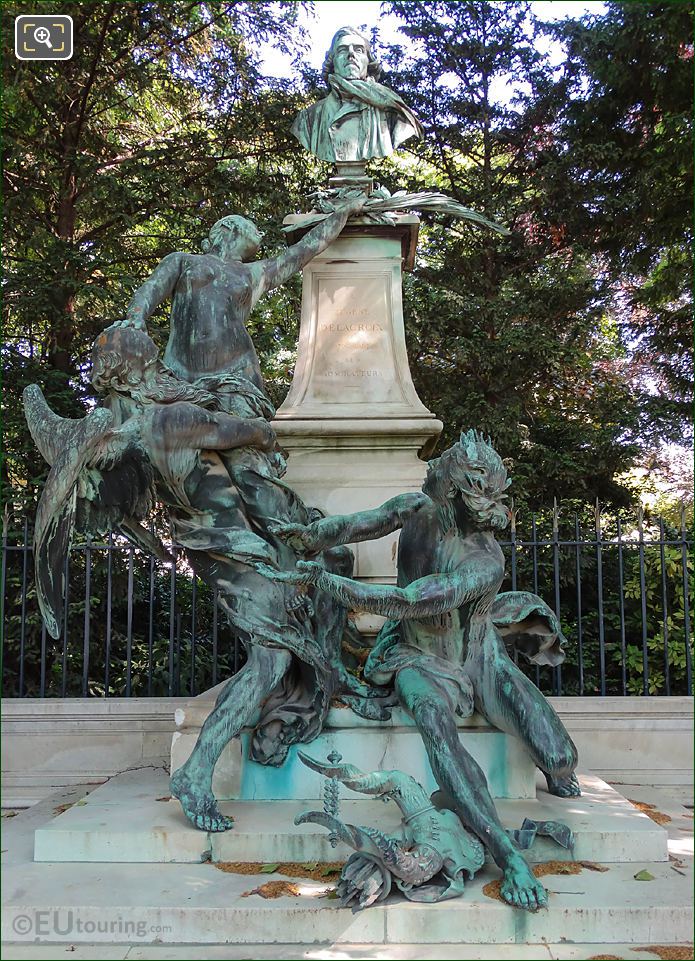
[32,768,670,868]
[273,218,442,580]
[272,419,441,581]
[20,770,688,948]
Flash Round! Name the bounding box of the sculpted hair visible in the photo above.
[201,215,259,254]
[439,430,512,531]
[90,326,218,408]
[322,26,382,83]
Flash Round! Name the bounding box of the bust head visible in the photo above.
[322,27,381,84]
[202,215,263,263]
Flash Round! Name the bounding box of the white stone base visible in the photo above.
[3,777,690,947]
[33,768,668,866]
[4,859,692,946]
[3,696,692,807]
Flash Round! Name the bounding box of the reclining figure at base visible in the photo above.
[296,752,486,908]
[297,753,573,910]
[259,431,580,911]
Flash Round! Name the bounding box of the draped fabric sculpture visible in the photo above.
[25,193,389,835]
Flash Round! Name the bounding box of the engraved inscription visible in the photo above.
[307,273,406,405]
[324,369,382,377]
[320,323,383,332]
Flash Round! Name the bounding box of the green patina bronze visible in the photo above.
[24,191,390,835]
[296,753,574,909]
[23,55,582,915]
[259,430,581,911]
[291,27,424,163]
[296,753,486,908]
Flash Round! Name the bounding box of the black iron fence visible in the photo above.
[1,504,692,699]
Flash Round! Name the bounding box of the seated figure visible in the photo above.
[259,430,580,911]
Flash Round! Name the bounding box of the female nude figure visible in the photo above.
[109,192,381,828]
[260,431,579,911]
[118,191,366,395]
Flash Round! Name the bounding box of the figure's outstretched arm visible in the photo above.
[122,252,184,329]
[249,193,366,303]
[258,553,500,621]
[272,493,430,554]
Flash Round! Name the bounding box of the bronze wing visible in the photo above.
[23,385,162,638]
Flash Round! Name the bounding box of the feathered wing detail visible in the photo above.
[23,386,160,638]
[23,384,100,467]
[26,387,117,638]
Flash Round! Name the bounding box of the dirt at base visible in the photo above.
[241,880,302,900]
[627,799,672,826]
[634,947,695,960]
[213,860,344,880]
[482,860,592,902]
[587,955,624,960]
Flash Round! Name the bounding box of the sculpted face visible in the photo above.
[332,32,369,80]
[422,434,512,531]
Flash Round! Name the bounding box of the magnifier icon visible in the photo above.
[34,26,53,49]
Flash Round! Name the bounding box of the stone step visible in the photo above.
[33,769,668,865]
[171,705,538,801]
[3,855,690,945]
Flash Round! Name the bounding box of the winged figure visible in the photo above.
[24,323,386,833]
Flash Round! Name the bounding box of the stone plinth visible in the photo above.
[169,686,537,802]
[32,768,670,868]
[273,216,442,581]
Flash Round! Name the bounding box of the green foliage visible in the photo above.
[618,540,692,695]
[3,0,691,520]
[2,2,692,697]
[546,0,694,448]
[2,0,316,513]
[1,533,245,697]
[502,506,693,696]
[2,508,691,698]
[375,0,691,510]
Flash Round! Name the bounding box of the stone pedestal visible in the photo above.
[169,689,537,802]
[273,215,442,582]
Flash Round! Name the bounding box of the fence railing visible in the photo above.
[1,504,692,699]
